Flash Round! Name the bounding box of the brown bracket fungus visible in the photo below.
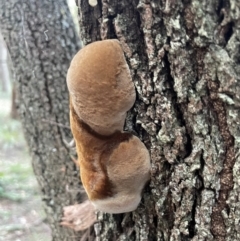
[67,39,151,213]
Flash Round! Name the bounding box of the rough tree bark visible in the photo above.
[77,0,240,241]
[0,1,90,240]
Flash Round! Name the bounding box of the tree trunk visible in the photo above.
[0,1,90,240]
[0,32,11,93]
[10,82,18,119]
[77,0,240,240]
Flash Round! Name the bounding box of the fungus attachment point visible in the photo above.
[67,40,151,214]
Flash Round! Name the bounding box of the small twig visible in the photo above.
[70,155,79,166]
[41,119,71,129]
[44,30,49,41]
[63,139,75,148]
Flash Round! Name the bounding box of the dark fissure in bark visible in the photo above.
[208,80,235,241]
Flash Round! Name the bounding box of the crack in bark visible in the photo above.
[208,80,235,241]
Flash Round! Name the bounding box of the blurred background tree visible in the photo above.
[0,0,90,240]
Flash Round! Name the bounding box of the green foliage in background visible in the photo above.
[0,93,37,201]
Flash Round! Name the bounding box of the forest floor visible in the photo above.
[0,91,51,241]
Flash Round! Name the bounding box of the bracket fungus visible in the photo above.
[67,39,150,213]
